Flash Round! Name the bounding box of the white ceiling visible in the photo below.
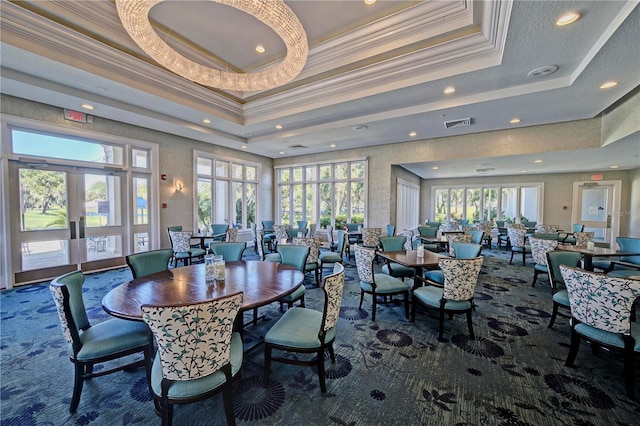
[1,0,639,178]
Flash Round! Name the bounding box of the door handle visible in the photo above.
[70,221,76,240]
[79,216,85,239]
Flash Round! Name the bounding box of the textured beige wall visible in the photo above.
[1,95,274,248]
[601,90,640,147]
[628,168,640,237]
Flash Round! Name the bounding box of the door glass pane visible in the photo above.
[19,169,67,231]
[581,188,608,222]
[335,182,347,225]
[483,188,499,221]
[233,182,243,228]
[197,158,212,175]
[215,161,229,177]
[21,240,69,271]
[466,189,480,221]
[501,188,518,221]
[86,235,122,261]
[320,183,332,228]
[280,186,290,224]
[434,189,448,222]
[131,149,148,168]
[85,174,121,227]
[350,182,364,223]
[520,187,539,222]
[246,183,256,228]
[197,179,212,232]
[134,232,149,253]
[450,189,464,221]
[133,177,148,225]
[215,180,228,223]
[292,184,303,223]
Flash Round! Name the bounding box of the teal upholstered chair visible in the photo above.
[142,292,243,426]
[530,233,560,241]
[417,226,439,252]
[293,237,322,286]
[209,242,246,261]
[425,221,441,229]
[507,227,531,266]
[287,228,308,239]
[562,224,585,244]
[126,249,173,279]
[274,244,310,311]
[50,270,153,413]
[424,242,481,285]
[386,224,395,236]
[529,236,558,287]
[261,220,276,251]
[379,236,415,281]
[412,256,484,341]
[167,225,200,248]
[168,230,207,266]
[468,229,484,245]
[297,220,308,229]
[545,251,582,328]
[560,265,640,399]
[445,233,473,257]
[606,237,640,278]
[210,223,229,241]
[319,230,347,275]
[264,263,345,393]
[354,245,410,321]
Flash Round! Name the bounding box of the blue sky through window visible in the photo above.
[12,130,121,164]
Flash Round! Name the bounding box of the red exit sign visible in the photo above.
[64,109,87,123]
[591,174,603,181]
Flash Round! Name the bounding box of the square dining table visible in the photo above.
[557,244,640,271]
[378,250,447,289]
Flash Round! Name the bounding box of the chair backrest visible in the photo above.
[361,228,382,248]
[210,242,246,261]
[167,225,183,233]
[256,230,266,260]
[560,265,640,333]
[401,229,414,250]
[126,249,173,279]
[468,229,484,244]
[418,226,438,237]
[169,230,192,252]
[354,245,375,284]
[546,250,582,290]
[335,230,347,256]
[507,227,526,248]
[49,270,89,350]
[142,292,243,381]
[476,221,492,234]
[425,221,441,228]
[617,237,640,264]
[529,237,559,266]
[535,224,559,233]
[442,220,461,232]
[225,228,238,242]
[309,223,316,237]
[346,223,360,232]
[451,242,482,259]
[573,231,594,246]
[523,221,537,228]
[277,244,310,272]
[379,236,406,252]
[386,224,395,236]
[274,224,289,241]
[572,223,585,232]
[440,257,483,301]
[211,223,229,235]
[326,225,335,244]
[446,233,472,256]
[297,220,308,229]
[293,237,322,263]
[262,220,274,231]
[320,263,346,336]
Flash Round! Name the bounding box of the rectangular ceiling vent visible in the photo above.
[475,167,495,173]
[444,117,472,129]
[287,144,308,149]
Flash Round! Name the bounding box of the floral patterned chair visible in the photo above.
[476,221,493,248]
[264,263,345,393]
[319,230,347,275]
[412,256,484,341]
[50,270,153,413]
[142,292,243,426]
[424,242,481,285]
[326,225,337,251]
[507,227,531,266]
[293,237,323,286]
[446,233,473,257]
[273,224,289,247]
[402,229,415,251]
[545,251,582,328]
[535,224,560,234]
[529,236,559,287]
[168,229,207,266]
[354,245,411,321]
[560,265,640,399]
[226,227,238,242]
[572,231,594,247]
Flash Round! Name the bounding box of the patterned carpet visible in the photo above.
[1,247,639,425]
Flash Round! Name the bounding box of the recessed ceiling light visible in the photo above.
[610,165,619,169]
[443,87,456,94]
[81,104,94,110]
[556,12,580,26]
[279,151,285,155]
[364,0,376,4]
[520,170,528,173]
[409,131,417,137]
[240,132,253,137]
[202,118,211,124]
[600,81,618,89]
[241,145,247,149]
[432,166,439,170]
[510,118,521,124]
[330,144,336,148]
[255,45,266,53]
[275,124,283,130]
[534,159,543,163]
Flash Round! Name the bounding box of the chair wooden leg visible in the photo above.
[509,251,515,264]
[404,291,409,319]
[299,295,305,308]
[564,329,581,366]
[371,292,377,321]
[532,270,539,287]
[411,298,417,322]
[623,336,635,399]
[328,343,336,363]
[264,345,272,388]
[438,309,446,341]
[317,349,327,393]
[222,365,236,426]
[466,310,475,340]
[69,362,85,413]
[358,290,364,309]
[521,251,526,266]
[548,303,559,328]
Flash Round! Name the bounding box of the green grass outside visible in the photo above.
[22,208,111,230]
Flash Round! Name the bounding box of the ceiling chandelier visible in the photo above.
[115,0,308,92]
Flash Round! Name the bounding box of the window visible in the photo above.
[432,183,543,223]
[195,153,259,231]
[276,159,367,229]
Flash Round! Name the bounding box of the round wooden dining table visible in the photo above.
[102,260,304,321]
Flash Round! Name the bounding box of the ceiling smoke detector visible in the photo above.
[527,65,558,78]
[352,125,368,131]
[287,144,308,149]
[444,118,472,129]
[475,167,495,173]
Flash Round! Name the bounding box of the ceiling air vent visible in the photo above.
[443,117,472,129]
[287,144,308,149]
[475,167,495,173]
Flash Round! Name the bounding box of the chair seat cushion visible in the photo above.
[74,318,150,360]
[552,289,570,307]
[319,252,342,263]
[563,237,576,244]
[360,274,409,294]
[511,245,531,253]
[591,260,612,271]
[175,248,206,258]
[264,253,281,262]
[607,269,640,278]
[413,286,472,311]
[574,322,640,351]
[280,284,306,302]
[381,263,415,278]
[534,264,548,273]
[151,332,243,399]
[265,307,335,349]
[424,270,444,284]
[304,261,319,272]
[423,244,439,252]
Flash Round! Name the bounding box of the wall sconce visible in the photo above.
[173,179,183,192]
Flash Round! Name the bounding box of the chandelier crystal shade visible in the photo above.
[115,0,308,92]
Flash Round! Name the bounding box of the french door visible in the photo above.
[8,161,128,284]
[574,182,617,246]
